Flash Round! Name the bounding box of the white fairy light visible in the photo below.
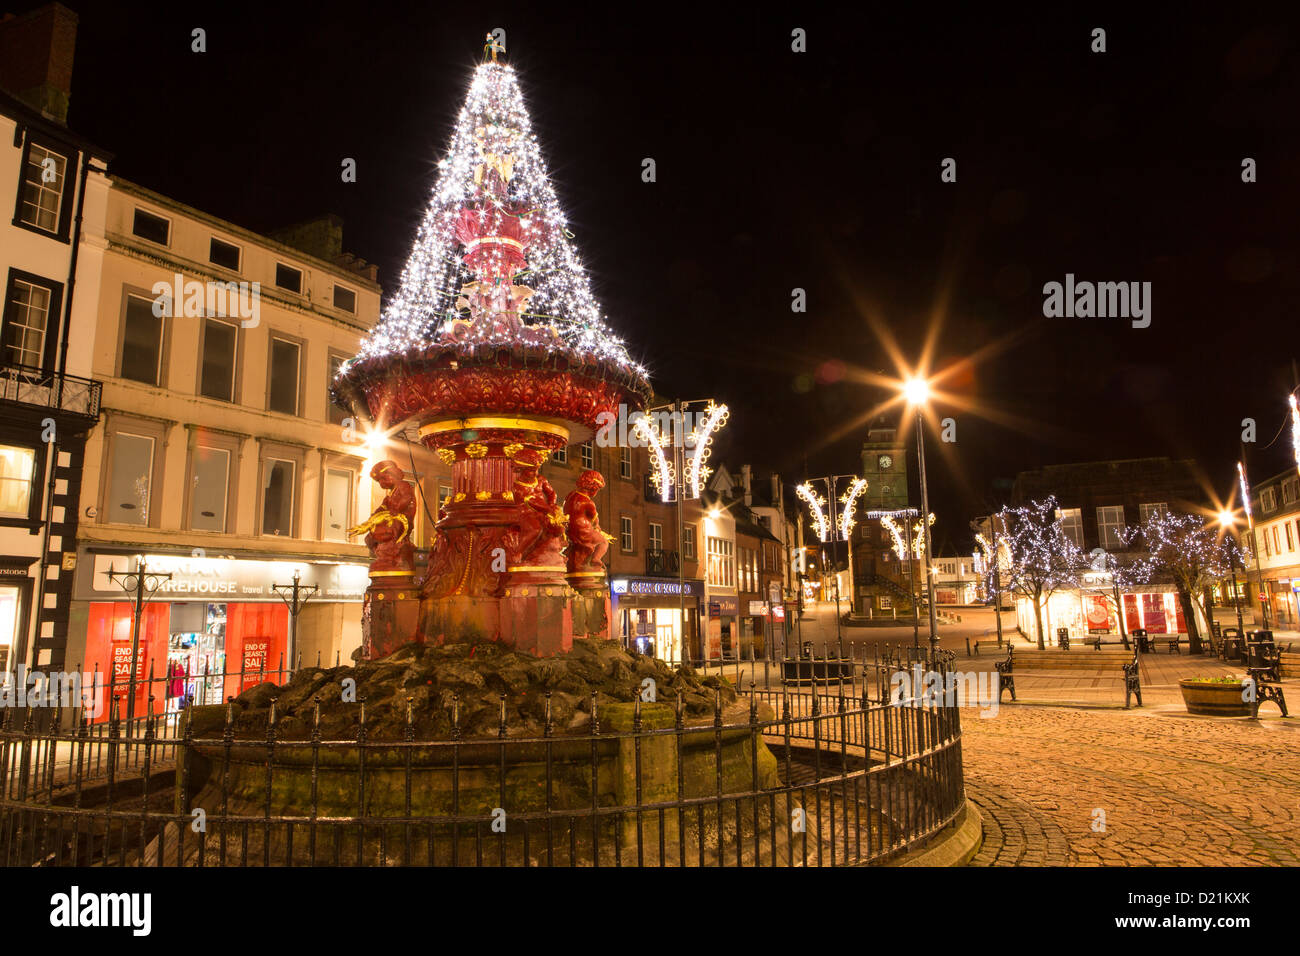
[796,482,830,543]
[837,478,868,541]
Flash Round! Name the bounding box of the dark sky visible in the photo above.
[41,0,1300,553]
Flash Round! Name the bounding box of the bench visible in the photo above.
[993,646,1143,708]
[1088,634,1130,650]
[1246,643,1289,718]
[968,631,1017,656]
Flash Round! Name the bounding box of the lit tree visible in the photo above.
[990,497,1086,649]
[353,56,642,374]
[1123,511,1242,654]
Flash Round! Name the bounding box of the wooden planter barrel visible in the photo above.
[1179,679,1251,716]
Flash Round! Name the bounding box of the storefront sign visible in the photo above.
[710,595,739,616]
[748,601,767,616]
[611,578,701,597]
[77,552,369,602]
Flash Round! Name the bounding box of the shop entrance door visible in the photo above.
[0,582,26,673]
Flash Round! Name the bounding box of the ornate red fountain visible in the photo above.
[334,51,651,658]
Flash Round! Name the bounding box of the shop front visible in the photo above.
[609,576,703,663]
[71,550,368,722]
[1015,586,1191,643]
[707,594,739,661]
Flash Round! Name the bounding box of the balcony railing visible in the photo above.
[0,363,102,418]
[645,548,680,577]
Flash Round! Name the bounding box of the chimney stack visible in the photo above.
[741,464,752,507]
[0,4,78,124]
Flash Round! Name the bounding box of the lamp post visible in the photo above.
[105,557,172,725]
[904,377,940,651]
[1237,460,1269,630]
[1219,510,1246,637]
[272,569,318,676]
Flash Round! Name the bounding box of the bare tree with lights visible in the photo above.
[990,496,1086,650]
[1123,510,1241,655]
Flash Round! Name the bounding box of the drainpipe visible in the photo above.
[25,149,93,673]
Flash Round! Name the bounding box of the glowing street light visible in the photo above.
[902,374,940,651]
[1218,508,1246,637]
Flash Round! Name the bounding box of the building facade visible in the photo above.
[0,4,108,675]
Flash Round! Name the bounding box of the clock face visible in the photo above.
[878,455,893,470]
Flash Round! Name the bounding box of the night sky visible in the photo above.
[40,1,1300,553]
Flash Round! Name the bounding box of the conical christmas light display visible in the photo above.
[334,45,652,659]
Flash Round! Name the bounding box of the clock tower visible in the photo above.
[860,419,909,510]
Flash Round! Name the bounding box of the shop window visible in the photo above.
[267,336,301,415]
[261,457,296,536]
[620,446,631,479]
[189,445,230,532]
[581,441,593,470]
[322,468,352,542]
[707,536,734,588]
[1096,505,1125,550]
[18,143,68,233]
[275,263,302,293]
[107,433,154,525]
[0,444,36,518]
[120,293,164,385]
[209,237,241,271]
[683,525,695,559]
[1056,507,1083,547]
[132,208,171,245]
[620,515,633,552]
[199,318,237,401]
[333,284,356,313]
[2,273,60,369]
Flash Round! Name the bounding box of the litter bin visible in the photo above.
[802,641,814,659]
[1056,627,1070,650]
[1131,628,1150,653]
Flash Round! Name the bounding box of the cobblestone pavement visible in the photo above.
[961,706,1300,866]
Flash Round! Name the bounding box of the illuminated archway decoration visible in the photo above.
[880,514,908,561]
[1290,395,1300,480]
[796,482,830,543]
[911,512,936,559]
[837,478,868,541]
[631,413,674,503]
[1237,462,1252,524]
[685,401,729,499]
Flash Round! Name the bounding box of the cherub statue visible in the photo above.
[347,460,416,575]
[563,469,614,574]
[508,448,566,566]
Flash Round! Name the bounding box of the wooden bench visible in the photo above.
[993,646,1142,708]
[1088,634,1130,650]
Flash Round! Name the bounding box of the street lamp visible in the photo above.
[904,376,940,652]
[1218,509,1246,638]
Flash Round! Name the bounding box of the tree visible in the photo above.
[990,497,1085,649]
[1124,511,1241,654]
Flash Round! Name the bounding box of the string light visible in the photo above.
[837,478,868,541]
[796,482,830,543]
[911,513,936,559]
[1289,394,1300,480]
[684,401,729,499]
[352,60,644,377]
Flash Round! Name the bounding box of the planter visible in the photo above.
[1179,678,1251,716]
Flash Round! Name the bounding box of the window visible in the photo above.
[438,483,453,508]
[131,208,170,245]
[108,433,154,525]
[199,319,237,401]
[649,522,663,552]
[683,526,695,559]
[552,445,567,464]
[1262,488,1277,513]
[1287,523,1294,553]
[333,285,356,313]
[1096,505,1126,550]
[267,337,301,414]
[189,446,230,532]
[275,263,302,293]
[581,441,593,470]
[1056,507,1083,547]
[327,353,347,424]
[706,536,735,588]
[18,143,67,232]
[620,515,633,552]
[620,447,631,479]
[120,293,164,385]
[1139,502,1168,524]
[1273,526,1281,555]
[261,458,296,536]
[322,468,352,542]
[209,237,241,271]
[1285,481,1299,506]
[1264,531,1271,558]
[2,275,58,369]
[0,445,36,518]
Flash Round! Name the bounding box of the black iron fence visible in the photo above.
[0,650,964,867]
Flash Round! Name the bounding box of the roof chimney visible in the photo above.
[741,464,752,507]
[0,4,78,124]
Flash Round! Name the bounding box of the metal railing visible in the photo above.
[645,548,680,576]
[0,649,964,867]
[0,363,102,418]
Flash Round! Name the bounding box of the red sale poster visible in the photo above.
[1141,593,1166,633]
[1084,595,1110,631]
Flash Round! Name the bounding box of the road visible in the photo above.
[781,601,1011,657]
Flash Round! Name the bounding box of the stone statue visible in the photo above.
[507,448,567,568]
[563,469,613,574]
[348,460,416,575]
